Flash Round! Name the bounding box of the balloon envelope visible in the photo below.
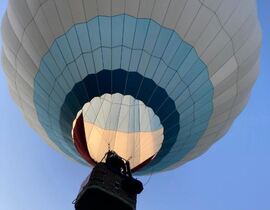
[1,0,261,174]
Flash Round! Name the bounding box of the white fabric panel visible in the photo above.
[126,0,140,17]
[54,0,74,32]
[213,70,237,98]
[41,0,64,38]
[82,94,162,132]
[223,0,256,36]
[232,12,257,52]
[15,75,34,105]
[203,119,228,137]
[1,14,20,56]
[82,0,98,20]
[138,0,156,18]
[175,0,201,38]
[238,47,260,79]
[235,23,262,65]
[112,0,125,16]
[185,5,213,46]
[25,20,48,58]
[67,0,85,23]
[207,41,234,77]
[200,0,223,11]
[88,96,106,126]
[16,48,36,88]
[26,0,41,16]
[216,0,241,26]
[211,56,238,87]
[213,97,235,117]
[20,31,40,67]
[2,46,17,69]
[23,101,38,122]
[96,0,111,16]
[1,52,16,85]
[201,30,230,66]
[163,0,187,29]
[207,111,230,129]
[190,133,218,153]
[7,0,32,39]
[194,15,221,57]
[230,94,250,120]
[34,7,55,47]
[237,61,259,95]
[213,85,237,109]
[152,0,171,24]
[22,22,48,68]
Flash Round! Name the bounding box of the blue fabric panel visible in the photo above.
[102,48,112,70]
[129,50,141,71]
[66,27,81,58]
[133,20,149,49]
[56,37,73,63]
[49,44,66,71]
[112,15,124,47]
[83,53,95,74]
[163,32,182,64]
[87,18,101,50]
[99,16,111,47]
[144,21,160,53]
[170,42,192,70]
[152,28,173,58]
[111,47,122,69]
[75,55,87,78]
[76,24,91,53]
[123,15,136,47]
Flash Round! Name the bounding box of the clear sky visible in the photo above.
[0,1,269,210]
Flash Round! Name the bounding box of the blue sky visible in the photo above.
[0,1,269,210]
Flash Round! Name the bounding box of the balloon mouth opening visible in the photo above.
[71,93,164,172]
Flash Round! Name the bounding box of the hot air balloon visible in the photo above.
[1,0,261,209]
